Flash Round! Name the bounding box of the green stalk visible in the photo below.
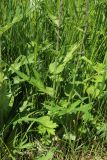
[0,35,1,70]
[53,0,64,99]
[0,138,15,160]
[56,0,64,52]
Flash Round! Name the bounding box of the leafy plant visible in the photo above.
[0,0,107,159]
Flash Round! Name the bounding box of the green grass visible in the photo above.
[0,0,107,159]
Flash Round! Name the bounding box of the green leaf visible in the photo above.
[49,43,80,75]
[19,101,28,112]
[45,87,54,97]
[77,103,93,122]
[9,95,14,108]
[81,56,93,65]
[63,133,76,141]
[36,116,57,129]
[94,75,103,83]
[49,62,64,74]
[36,150,54,160]
[10,54,34,73]
[0,15,22,36]
[13,76,25,84]
[63,43,80,65]
[49,62,56,74]
[93,63,105,73]
[0,7,35,36]
[86,85,100,98]
[0,72,4,83]
[10,66,54,97]
[48,13,59,27]
[14,115,58,136]
[78,103,92,113]
[65,100,81,114]
[18,142,35,149]
[37,116,58,135]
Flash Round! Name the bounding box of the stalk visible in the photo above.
[56,0,64,52]
[0,34,2,84]
[53,0,64,99]
[72,0,89,101]
[80,0,89,52]
[0,35,1,70]
[83,0,89,44]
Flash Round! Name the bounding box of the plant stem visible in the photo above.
[83,0,89,43]
[0,35,2,73]
[54,0,64,99]
[56,0,64,52]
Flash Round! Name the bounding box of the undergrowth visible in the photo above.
[0,0,107,159]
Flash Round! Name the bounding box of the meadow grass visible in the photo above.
[0,0,107,159]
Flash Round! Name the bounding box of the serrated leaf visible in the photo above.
[36,116,57,129]
[66,100,81,114]
[37,116,58,136]
[10,66,54,97]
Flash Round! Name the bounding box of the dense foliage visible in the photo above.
[0,0,107,159]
